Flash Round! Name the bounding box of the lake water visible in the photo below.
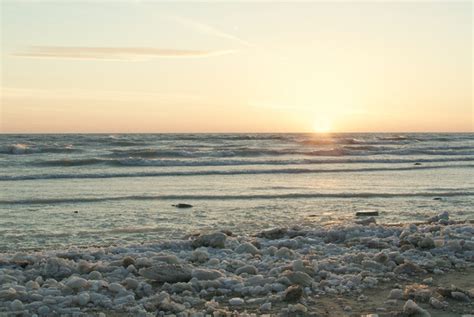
[1,133,473,251]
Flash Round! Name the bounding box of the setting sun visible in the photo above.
[313,117,332,133]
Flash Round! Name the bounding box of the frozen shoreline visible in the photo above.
[1,212,473,316]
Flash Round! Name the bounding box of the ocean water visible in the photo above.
[0,133,473,251]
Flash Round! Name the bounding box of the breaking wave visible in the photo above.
[1,164,472,181]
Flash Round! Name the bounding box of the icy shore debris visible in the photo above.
[0,211,473,316]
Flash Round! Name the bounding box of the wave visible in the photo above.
[300,138,365,146]
[1,191,473,205]
[2,164,472,181]
[107,147,354,158]
[0,143,79,155]
[34,156,474,168]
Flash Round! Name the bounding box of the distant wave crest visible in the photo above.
[0,143,79,155]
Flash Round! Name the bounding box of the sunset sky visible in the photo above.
[1,1,472,133]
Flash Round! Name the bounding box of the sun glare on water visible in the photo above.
[312,117,332,133]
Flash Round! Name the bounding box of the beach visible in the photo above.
[0,214,473,316]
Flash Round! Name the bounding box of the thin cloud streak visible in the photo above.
[171,15,254,47]
[12,46,236,61]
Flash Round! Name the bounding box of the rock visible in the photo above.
[192,232,227,249]
[152,254,180,265]
[257,227,287,239]
[229,297,244,306]
[423,277,433,285]
[260,302,272,311]
[77,292,90,306]
[139,264,192,283]
[66,277,89,290]
[388,289,404,300]
[108,282,126,293]
[429,297,445,309]
[123,277,139,290]
[285,271,313,287]
[190,249,209,263]
[235,242,260,255]
[37,305,50,316]
[25,280,40,290]
[292,303,308,313]
[394,262,424,275]
[283,285,303,302]
[172,203,193,208]
[355,211,379,216]
[122,256,135,267]
[275,247,294,259]
[235,265,258,275]
[403,299,431,317]
[418,237,435,249]
[451,291,470,302]
[428,211,449,223]
[355,217,376,225]
[10,299,23,311]
[0,288,16,300]
[191,268,224,280]
[89,271,102,280]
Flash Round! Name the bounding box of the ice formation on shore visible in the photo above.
[0,212,473,316]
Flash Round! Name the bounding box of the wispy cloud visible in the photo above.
[2,87,204,103]
[12,46,236,61]
[170,15,253,47]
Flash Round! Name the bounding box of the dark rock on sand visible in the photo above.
[283,285,303,302]
[355,211,379,217]
[172,203,193,208]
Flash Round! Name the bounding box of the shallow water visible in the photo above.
[0,133,473,251]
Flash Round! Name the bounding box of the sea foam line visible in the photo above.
[0,164,473,181]
[1,191,473,205]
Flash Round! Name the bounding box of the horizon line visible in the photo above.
[0,131,473,135]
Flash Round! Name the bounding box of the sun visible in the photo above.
[312,117,332,133]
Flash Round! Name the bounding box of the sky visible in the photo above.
[0,1,472,133]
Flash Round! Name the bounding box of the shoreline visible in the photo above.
[1,212,473,316]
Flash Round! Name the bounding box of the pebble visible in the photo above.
[66,277,88,290]
[388,289,403,300]
[451,291,470,302]
[139,264,192,283]
[192,232,227,249]
[283,285,303,302]
[229,297,244,306]
[191,268,224,280]
[10,299,23,311]
[235,242,260,255]
[235,265,258,275]
[403,299,431,317]
[429,297,446,309]
[260,302,272,311]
